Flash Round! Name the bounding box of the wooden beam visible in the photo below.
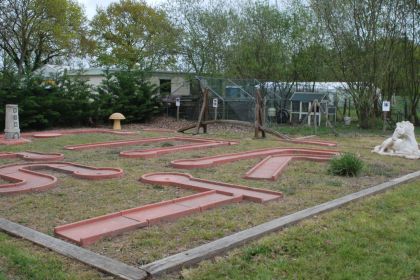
[177,119,254,133]
[195,88,209,134]
[0,219,148,280]
[257,125,291,140]
[177,119,291,140]
[141,170,420,276]
[211,119,253,127]
[177,123,198,133]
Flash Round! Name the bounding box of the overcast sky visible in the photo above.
[76,0,166,19]
[77,0,286,19]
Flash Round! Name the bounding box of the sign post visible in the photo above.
[175,97,181,121]
[212,98,218,120]
[382,100,390,132]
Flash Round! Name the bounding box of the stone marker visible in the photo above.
[4,104,20,140]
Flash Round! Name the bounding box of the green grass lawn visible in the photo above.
[0,125,419,279]
[0,232,104,280]
[1,181,418,279]
[178,181,420,280]
[269,121,420,137]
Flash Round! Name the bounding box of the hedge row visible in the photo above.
[0,70,161,130]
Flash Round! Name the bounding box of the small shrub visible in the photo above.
[328,153,363,177]
[161,142,174,147]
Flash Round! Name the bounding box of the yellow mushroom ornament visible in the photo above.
[109,113,125,130]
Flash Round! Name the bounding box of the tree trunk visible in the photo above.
[409,101,419,125]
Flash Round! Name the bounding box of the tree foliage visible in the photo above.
[0,0,418,128]
[90,0,179,70]
[166,0,231,75]
[225,2,293,80]
[0,71,94,129]
[0,69,161,129]
[311,0,418,127]
[0,0,88,74]
[95,70,161,123]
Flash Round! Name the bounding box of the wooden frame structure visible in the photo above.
[288,92,336,126]
[178,88,283,139]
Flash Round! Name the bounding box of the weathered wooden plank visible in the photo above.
[142,170,420,275]
[0,218,148,280]
[257,124,291,140]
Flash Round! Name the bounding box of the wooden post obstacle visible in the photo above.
[194,88,209,134]
[179,88,284,139]
[254,89,266,139]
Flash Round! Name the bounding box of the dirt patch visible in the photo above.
[126,116,254,134]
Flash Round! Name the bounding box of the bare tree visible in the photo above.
[400,1,420,123]
[165,0,232,75]
[0,0,88,74]
[311,0,404,128]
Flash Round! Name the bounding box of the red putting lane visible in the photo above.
[0,162,123,195]
[64,136,238,158]
[244,155,334,181]
[141,128,176,133]
[286,138,337,147]
[0,137,31,145]
[120,141,236,158]
[171,148,340,169]
[54,172,282,246]
[0,151,64,161]
[22,128,136,139]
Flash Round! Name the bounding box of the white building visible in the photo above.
[34,65,193,96]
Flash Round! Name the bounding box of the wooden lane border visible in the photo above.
[0,218,148,280]
[141,170,420,276]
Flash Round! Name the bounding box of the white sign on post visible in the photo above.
[175,97,181,107]
[382,101,390,112]
[212,98,218,108]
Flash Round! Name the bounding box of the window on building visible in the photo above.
[159,79,171,95]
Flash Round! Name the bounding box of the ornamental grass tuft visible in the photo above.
[328,153,364,177]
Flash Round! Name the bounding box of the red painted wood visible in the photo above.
[32,133,62,138]
[54,173,282,246]
[171,148,339,169]
[245,156,293,180]
[244,155,334,181]
[120,141,235,158]
[64,136,238,158]
[287,138,337,147]
[22,129,136,138]
[0,151,64,161]
[0,137,31,145]
[0,162,123,195]
[141,128,176,133]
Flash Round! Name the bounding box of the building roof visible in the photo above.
[33,64,72,76]
[34,65,195,78]
[259,81,349,93]
[290,92,327,102]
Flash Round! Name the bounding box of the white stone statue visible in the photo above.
[372,121,420,159]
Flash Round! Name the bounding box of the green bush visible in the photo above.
[0,71,96,130]
[0,69,162,130]
[328,153,364,177]
[94,69,161,124]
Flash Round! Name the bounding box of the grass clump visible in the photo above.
[161,142,174,147]
[328,153,363,177]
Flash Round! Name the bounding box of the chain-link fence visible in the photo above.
[165,77,415,127]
